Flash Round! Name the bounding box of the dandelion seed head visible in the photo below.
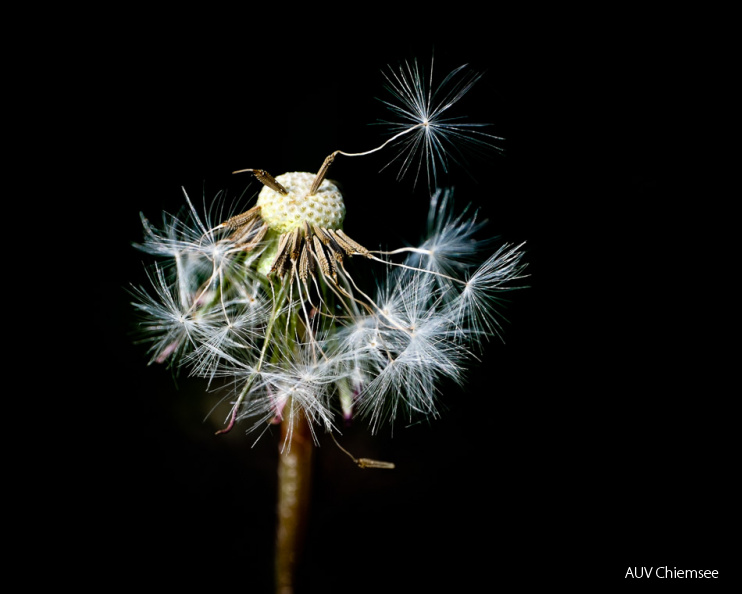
[131,56,528,443]
[257,172,345,233]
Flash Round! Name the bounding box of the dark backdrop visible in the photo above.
[58,8,731,592]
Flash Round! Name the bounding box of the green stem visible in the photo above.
[274,403,313,593]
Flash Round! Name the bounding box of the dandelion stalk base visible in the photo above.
[274,407,313,594]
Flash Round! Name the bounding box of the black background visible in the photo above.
[41,6,733,592]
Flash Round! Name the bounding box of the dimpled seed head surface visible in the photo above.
[256,172,346,234]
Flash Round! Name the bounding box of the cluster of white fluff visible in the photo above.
[131,58,527,444]
[132,188,526,440]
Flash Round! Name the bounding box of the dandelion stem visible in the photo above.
[336,123,423,158]
[215,281,287,436]
[310,124,423,193]
[367,253,467,286]
[274,402,313,594]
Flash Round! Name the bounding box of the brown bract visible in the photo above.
[220,206,370,285]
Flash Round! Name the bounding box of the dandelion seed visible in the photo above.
[130,265,200,366]
[377,57,504,189]
[448,242,529,343]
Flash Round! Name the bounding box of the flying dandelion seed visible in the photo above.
[377,56,505,189]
